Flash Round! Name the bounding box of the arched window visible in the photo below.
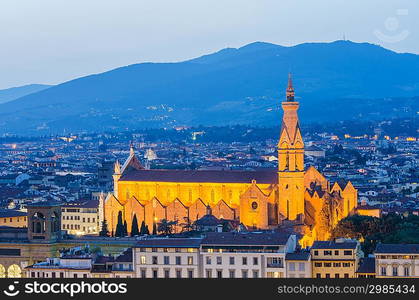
[0,264,5,278]
[7,264,22,278]
[32,212,45,233]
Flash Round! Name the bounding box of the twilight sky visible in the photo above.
[0,0,417,89]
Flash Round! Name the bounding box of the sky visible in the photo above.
[0,0,417,89]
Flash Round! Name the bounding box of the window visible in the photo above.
[392,266,398,276]
[217,270,222,278]
[343,263,350,267]
[344,273,349,278]
[314,263,322,267]
[73,274,78,278]
[335,274,340,278]
[253,257,258,265]
[229,257,235,265]
[242,270,248,278]
[175,256,181,265]
[229,270,235,278]
[334,250,339,255]
[152,256,158,265]
[188,270,193,278]
[333,263,341,267]
[404,267,410,277]
[206,257,211,265]
[152,248,157,252]
[314,250,319,256]
[152,269,158,278]
[324,250,332,256]
[242,257,247,265]
[164,256,170,265]
[206,270,212,278]
[316,274,321,278]
[325,273,330,278]
[217,256,222,265]
[299,263,305,271]
[289,262,295,271]
[140,256,146,264]
[164,269,170,278]
[324,263,332,267]
[381,267,387,276]
[141,269,146,278]
[344,250,352,256]
[253,270,259,278]
[176,270,181,278]
[187,256,193,265]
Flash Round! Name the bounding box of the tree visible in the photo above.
[144,225,150,235]
[131,214,140,236]
[123,220,128,237]
[140,221,147,235]
[115,211,124,237]
[157,219,178,235]
[99,219,110,237]
[152,222,157,235]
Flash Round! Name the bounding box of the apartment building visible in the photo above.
[133,231,297,278]
[61,199,99,235]
[311,239,362,278]
[285,252,311,278]
[201,232,296,278]
[25,247,134,278]
[0,209,27,227]
[134,238,202,278]
[375,244,419,278]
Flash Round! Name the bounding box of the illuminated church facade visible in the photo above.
[101,75,357,246]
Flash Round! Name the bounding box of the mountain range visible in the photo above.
[0,84,51,104]
[0,40,418,135]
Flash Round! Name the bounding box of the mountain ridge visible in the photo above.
[1,40,418,135]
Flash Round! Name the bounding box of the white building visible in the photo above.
[375,244,419,278]
[134,238,202,278]
[285,252,311,278]
[133,232,297,278]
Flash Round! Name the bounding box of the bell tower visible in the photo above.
[278,74,305,221]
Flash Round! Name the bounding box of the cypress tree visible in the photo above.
[144,225,150,235]
[152,222,157,235]
[99,219,110,237]
[115,211,124,237]
[131,214,140,236]
[123,220,128,237]
[140,220,146,235]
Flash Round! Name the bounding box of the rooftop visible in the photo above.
[202,232,291,246]
[135,237,203,248]
[120,169,277,184]
[311,240,358,250]
[375,243,419,254]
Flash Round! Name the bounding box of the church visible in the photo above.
[102,75,357,246]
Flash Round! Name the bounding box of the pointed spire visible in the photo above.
[114,160,121,174]
[286,73,295,101]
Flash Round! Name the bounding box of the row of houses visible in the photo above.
[24,232,419,278]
